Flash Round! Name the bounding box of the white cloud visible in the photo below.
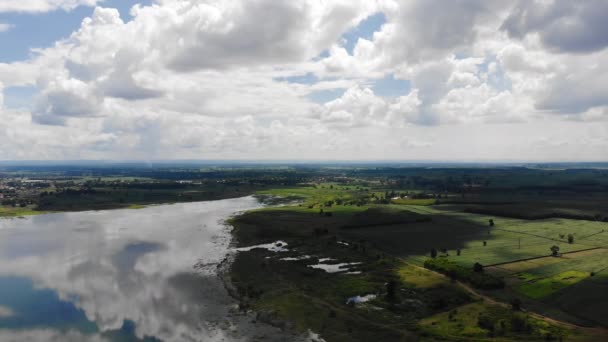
[0,0,607,160]
[0,22,14,32]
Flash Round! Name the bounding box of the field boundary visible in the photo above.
[485,246,605,268]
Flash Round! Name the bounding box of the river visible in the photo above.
[0,196,306,342]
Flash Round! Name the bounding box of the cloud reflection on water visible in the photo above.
[0,197,286,341]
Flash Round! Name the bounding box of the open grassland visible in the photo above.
[488,248,608,278]
[515,271,590,299]
[549,274,608,327]
[484,248,608,327]
[405,210,608,267]
[0,205,48,218]
[397,262,448,289]
[391,198,436,206]
[420,301,591,341]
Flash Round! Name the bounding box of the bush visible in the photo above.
[424,258,505,290]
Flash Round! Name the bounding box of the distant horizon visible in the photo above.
[2,159,608,166]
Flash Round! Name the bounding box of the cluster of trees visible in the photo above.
[1,199,30,207]
[559,233,575,243]
[424,258,505,290]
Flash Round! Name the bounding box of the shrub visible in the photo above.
[424,258,504,290]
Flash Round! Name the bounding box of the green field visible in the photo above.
[516,271,590,299]
[391,198,436,206]
[420,301,584,341]
[405,210,608,267]
[0,205,47,218]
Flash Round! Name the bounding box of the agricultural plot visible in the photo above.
[391,198,436,206]
[419,302,582,341]
[549,274,608,327]
[397,263,448,289]
[515,270,590,299]
[485,248,608,318]
[406,211,608,268]
[394,208,608,330]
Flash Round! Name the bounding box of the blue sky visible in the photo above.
[0,1,151,110]
[341,12,386,54]
[0,0,149,63]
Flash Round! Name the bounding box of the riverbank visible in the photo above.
[226,206,467,341]
[218,208,328,342]
[0,205,49,218]
[0,186,268,218]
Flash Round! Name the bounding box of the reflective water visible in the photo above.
[0,197,293,342]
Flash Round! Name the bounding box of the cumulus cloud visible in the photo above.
[138,0,380,71]
[502,0,608,53]
[0,0,607,160]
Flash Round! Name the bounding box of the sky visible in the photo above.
[0,0,606,161]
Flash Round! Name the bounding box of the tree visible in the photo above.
[430,248,438,258]
[473,262,484,273]
[567,234,574,244]
[550,245,560,257]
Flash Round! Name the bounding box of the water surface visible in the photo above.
[0,197,295,341]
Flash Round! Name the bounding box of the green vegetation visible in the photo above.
[424,258,505,290]
[397,262,447,289]
[0,205,48,218]
[228,197,593,340]
[391,198,436,206]
[516,271,590,299]
[35,183,262,211]
[420,302,576,341]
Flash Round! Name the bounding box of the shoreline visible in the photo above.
[217,209,315,341]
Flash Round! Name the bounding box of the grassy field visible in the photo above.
[397,262,447,289]
[0,205,48,218]
[391,198,436,206]
[405,209,608,267]
[515,270,590,299]
[420,301,586,341]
